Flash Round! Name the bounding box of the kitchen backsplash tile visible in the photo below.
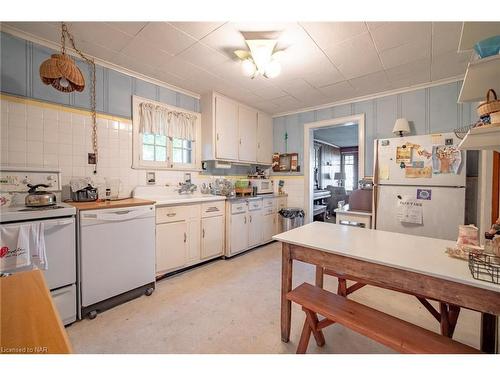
[0,97,211,198]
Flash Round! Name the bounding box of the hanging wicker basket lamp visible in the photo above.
[39,23,85,93]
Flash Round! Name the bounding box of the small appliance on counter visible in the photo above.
[248,178,274,195]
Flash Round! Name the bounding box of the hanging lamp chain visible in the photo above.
[60,22,98,174]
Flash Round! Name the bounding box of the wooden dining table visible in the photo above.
[273,222,500,353]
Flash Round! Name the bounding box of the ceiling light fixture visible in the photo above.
[235,39,282,79]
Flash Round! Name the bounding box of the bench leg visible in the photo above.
[315,266,324,288]
[304,308,325,347]
[297,318,313,354]
[337,278,347,297]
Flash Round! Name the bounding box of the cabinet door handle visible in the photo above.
[202,228,205,238]
[244,216,247,224]
[258,142,260,149]
[239,138,242,145]
[249,215,252,223]
[217,133,220,141]
[167,213,177,217]
[184,233,187,243]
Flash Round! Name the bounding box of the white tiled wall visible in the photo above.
[271,176,305,209]
[0,99,203,197]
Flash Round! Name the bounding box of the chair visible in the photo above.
[325,185,348,216]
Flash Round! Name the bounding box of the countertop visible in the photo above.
[227,193,288,202]
[65,198,155,211]
[135,194,226,206]
[273,221,500,293]
[0,270,72,354]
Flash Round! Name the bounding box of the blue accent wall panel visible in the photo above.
[0,31,200,119]
[178,93,196,112]
[354,100,375,176]
[133,78,156,101]
[375,95,397,138]
[273,116,286,154]
[401,89,426,135]
[429,82,459,133]
[159,86,178,107]
[73,61,104,112]
[32,44,70,106]
[273,81,463,177]
[314,107,333,121]
[107,69,132,118]
[0,33,27,96]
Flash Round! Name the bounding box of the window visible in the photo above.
[342,154,355,191]
[142,134,167,162]
[132,96,200,170]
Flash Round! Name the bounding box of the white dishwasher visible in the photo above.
[79,205,155,319]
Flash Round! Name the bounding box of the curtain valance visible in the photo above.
[139,102,197,141]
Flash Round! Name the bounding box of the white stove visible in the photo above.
[0,166,77,325]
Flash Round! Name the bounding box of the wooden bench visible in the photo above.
[286,283,481,354]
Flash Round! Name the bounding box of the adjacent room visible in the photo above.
[1,4,500,371]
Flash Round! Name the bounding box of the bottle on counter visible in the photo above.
[105,188,111,203]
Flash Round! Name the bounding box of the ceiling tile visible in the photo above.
[200,23,247,55]
[385,58,431,87]
[300,22,368,46]
[349,70,392,96]
[370,22,431,52]
[67,22,133,52]
[112,53,158,77]
[379,37,431,69]
[303,68,345,88]
[176,42,229,70]
[169,22,226,40]
[324,33,383,79]
[120,38,173,69]
[431,50,470,80]
[432,22,462,56]
[106,22,147,37]
[135,22,197,55]
[318,81,357,101]
[252,101,280,113]
[250,85,288,100]
[4,22,61,41]
[76,40,118,62]
[271,95,301,108]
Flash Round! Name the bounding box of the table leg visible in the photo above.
[315,266,324,288]
[281,242,293,343]
[480,313,497,353]
[439,302,451,337]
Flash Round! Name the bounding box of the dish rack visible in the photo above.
[468,253,500,284]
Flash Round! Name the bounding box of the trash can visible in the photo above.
[279,208,305,232]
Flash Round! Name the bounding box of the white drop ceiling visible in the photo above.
[4,21,472,114]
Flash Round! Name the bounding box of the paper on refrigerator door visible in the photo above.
[397,196,423,224]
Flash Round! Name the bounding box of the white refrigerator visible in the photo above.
[374,132,466,241]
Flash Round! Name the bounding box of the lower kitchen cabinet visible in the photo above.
[262,213,276,243]
[155,200,225,276]
[156,221,188,274]
[201,215,225,259]
[248,211,262,247]
[228,212,249,255]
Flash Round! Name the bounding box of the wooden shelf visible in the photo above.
[458,54,500,103]
[458,125,500,151]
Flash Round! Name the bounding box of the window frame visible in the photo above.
[132,96,201,171]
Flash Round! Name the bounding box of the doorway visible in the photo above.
[304,114,365,223]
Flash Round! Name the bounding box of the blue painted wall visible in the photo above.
[0,32,200,117]
[273,82,478,176]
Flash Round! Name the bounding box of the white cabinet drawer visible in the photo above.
[201,201,225,218]
[51,284,76,325]
[263,207,274,216]
[156,204,200,224]
[230,201,247,214]
[248,199,263,211]
[262,198,275,208]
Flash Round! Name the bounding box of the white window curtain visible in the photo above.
[139,102,197,141]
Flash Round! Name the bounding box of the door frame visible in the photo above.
[303,114,366,223]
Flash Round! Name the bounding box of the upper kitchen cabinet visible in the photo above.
[257,112,273,164]
[201,92,272,165]
[238,105,258,162]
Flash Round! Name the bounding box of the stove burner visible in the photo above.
[18,205,65,211]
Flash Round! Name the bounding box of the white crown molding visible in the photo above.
[272,75,465,118]
[1,25,201,100]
